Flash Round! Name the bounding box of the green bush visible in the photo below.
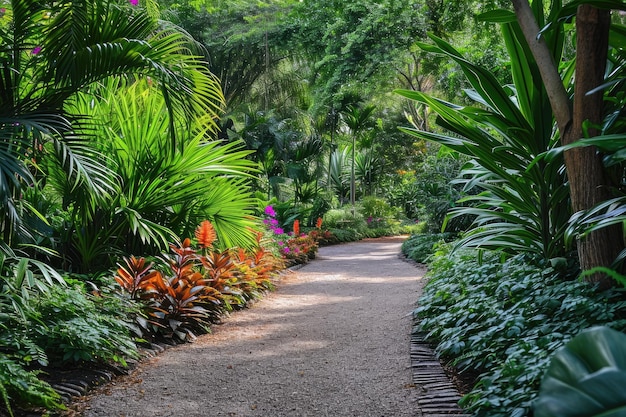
[359,196,396,218]
[0,295,63,416]
[401,233,454,263]
[416,244,626,417]
[327,227,361,243]
[31,284,139,365]
[323,208,367,231]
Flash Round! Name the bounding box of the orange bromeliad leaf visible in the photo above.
[316,217,323,229]
[195,220,217,249]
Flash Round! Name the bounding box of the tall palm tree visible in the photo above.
[0,0,223,252]
[343,104,376,210]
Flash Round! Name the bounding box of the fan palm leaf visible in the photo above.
[60,80,255,271]
[0,0,224,253]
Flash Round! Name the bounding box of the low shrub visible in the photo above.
[327,227,361,243]
[0,276,137,415]
[416,243,626,417]
[0,354,63,416]
[32,284,139,365]
[323,208,367,231]
[115,221,283,343]
[401,233,454,263]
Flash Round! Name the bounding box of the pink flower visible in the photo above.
[274,227,284,235]
[129,0,139,5]
[283,247,290,254]
[264,205,276,217]
[31,46,42,55]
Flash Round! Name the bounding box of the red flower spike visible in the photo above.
[195,220,217,249]
[293,219,300,236]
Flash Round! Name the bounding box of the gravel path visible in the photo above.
[78,237,426,417]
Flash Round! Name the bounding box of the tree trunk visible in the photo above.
[564,5,623,285]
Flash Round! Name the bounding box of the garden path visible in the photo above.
[75,237,427,417]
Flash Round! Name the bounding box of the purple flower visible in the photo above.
[283,247,290,254]
[129,0,139,5]
[269,219,279,227]
[264,205,276,217]
[31,46,42,55]
[0,8,6,18]
[273,227,284,235]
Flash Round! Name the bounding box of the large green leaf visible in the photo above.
[61,80,255,270]
[0,0,225,257]
[395,9,570,259]
[535,326,626,417]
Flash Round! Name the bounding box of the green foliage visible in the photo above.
[0,354,63,416]
[323,208,367,231]
[0,276,63,415]
[162,0,294,108]
[359,196,397,220]
[401,233,453,263]
[325,227,360,243]
[48,80,256,272]
[307,196,332,227]
[412,152,470,233]
[535,326,626,417]
[0,0,224,251]
[416,244,626,416]
[30,285,139,365]
[288,0,426,107]
[238,111,323,205]
[0,266,136,413]
[397,20,570,260]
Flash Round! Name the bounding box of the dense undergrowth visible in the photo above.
[403,237,626,417]
[0,202,416,416]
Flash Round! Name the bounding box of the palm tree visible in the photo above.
[342,104,376,211]
[0,0,223,253]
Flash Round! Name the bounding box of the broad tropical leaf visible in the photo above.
[396,23,570,259]
[535,326,626,417]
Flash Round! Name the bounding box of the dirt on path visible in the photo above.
[76,236,426,417]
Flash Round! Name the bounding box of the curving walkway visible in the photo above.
[78,237,427,417]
